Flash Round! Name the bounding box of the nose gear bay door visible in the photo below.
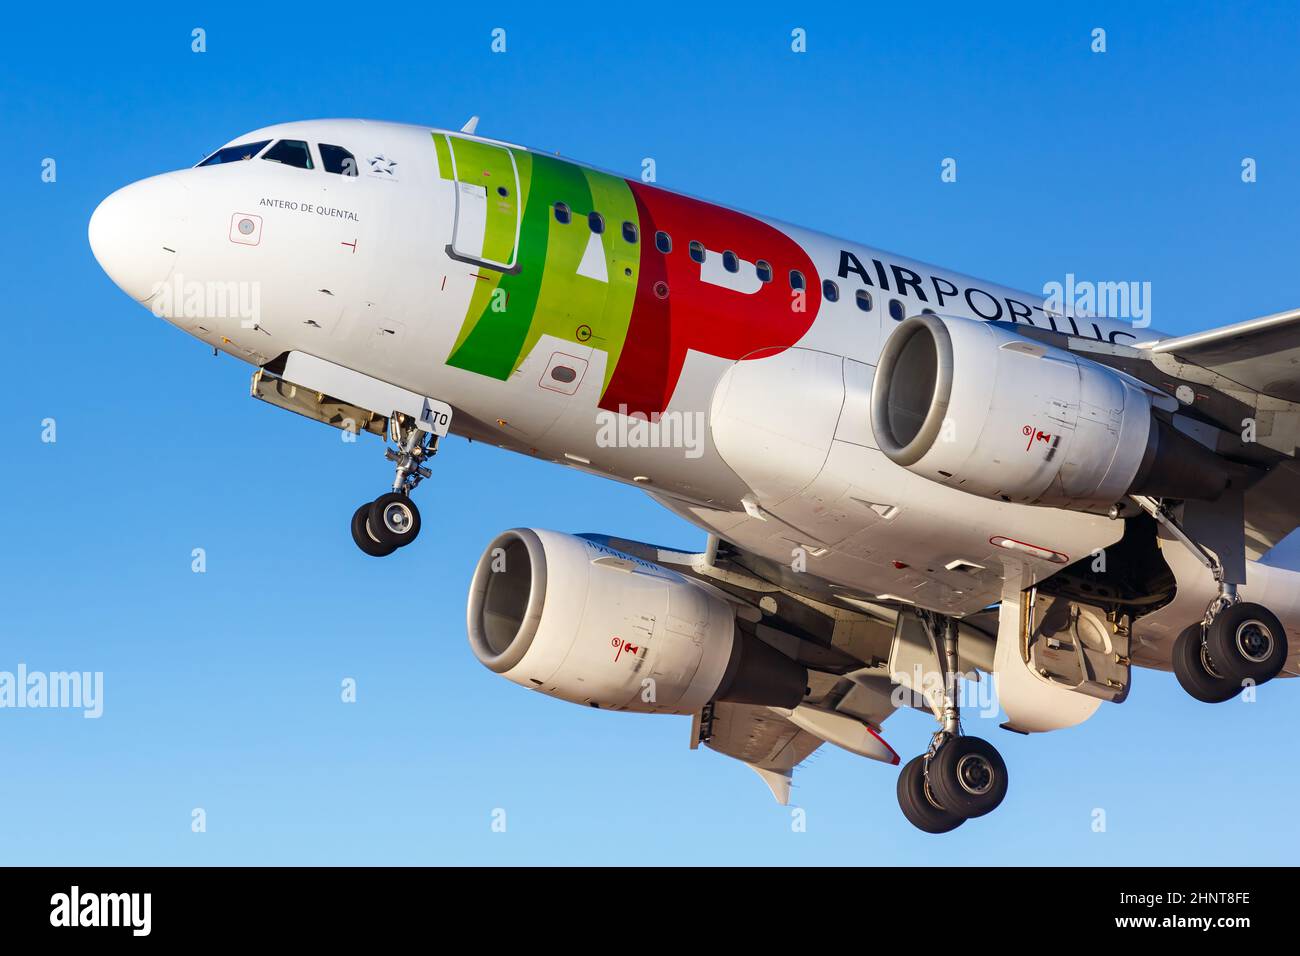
[442,134,522,274]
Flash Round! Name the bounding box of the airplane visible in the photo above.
[88,117,1300,832]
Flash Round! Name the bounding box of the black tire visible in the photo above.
[928,736,1008,819]
[896,755,965,834]
[1204,602,1287,686]
[368,492,421,549]
[1172,624,1238,703]
[351,503,397,557]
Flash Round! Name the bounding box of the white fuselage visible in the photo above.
[88,118,1300,670]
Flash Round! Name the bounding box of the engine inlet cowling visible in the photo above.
[466,529,807,714]
[870,314,1227,509]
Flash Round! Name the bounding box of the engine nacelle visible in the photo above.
[870,314,1227,510]
[466,528,808,714]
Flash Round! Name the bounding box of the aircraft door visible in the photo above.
[442,135,522,274]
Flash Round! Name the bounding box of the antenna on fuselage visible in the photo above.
[460,115,480,135]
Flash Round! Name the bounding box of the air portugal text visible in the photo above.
[835,249,1139,343]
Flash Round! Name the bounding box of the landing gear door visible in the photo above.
[1025,592,1131,704]
[993,578,1124,734]
[887,611,995,720]
[887,612,946,720]
[442,135,522,274]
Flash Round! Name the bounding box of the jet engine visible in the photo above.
[870,314,1228,510]
[466,528,808,714]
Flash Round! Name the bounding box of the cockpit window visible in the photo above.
[319,143,358,176]
[261,139,314,170]
[196,140,271,166]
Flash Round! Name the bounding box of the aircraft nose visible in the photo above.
[88,175,188,302]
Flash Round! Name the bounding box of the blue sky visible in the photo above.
[2,1,1299,864]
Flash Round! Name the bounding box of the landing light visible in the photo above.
[989,536,1068,564]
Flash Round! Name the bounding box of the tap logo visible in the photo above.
[435,134,820,416]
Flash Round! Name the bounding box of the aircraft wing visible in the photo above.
[696,668,905,804]
[1140,309,1300,558]
[585,531,978,803]
[697,703,824,805]
[1241,459,1300,559]
[1144,307,1300,403]
[1014,308,1300,559]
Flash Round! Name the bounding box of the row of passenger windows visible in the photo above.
[552,200,912,318]
[553,201,807,290]
[196,139,359,176]
[821,280,911,321]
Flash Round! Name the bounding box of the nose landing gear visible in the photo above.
[350,414,436,557]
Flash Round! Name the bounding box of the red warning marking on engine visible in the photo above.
[611,637,641,663]
[1022,424,1053,451]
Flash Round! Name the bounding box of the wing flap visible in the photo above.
[701,702,824,805]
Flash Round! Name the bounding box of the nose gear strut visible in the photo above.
[350,413,437,557]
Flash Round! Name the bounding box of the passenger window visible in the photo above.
[196,140,271,166]
[722,251,739,273]
[889,299,906,321]
[622,221,638,244]
[822,279,839,302]
[319,143,358,176]
[856,289,873,311]
[790,270,805,291]
[261,139,314,170]
[689,241,706,263]
[554,202,571,225]
[655,231,672,253]
[588,211,605,234]
[756,260,773,283]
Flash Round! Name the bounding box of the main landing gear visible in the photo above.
[896,613,1009,833]
[350,414,436,558]
[1131,496,1288,702]
[1172,597,1286,703]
